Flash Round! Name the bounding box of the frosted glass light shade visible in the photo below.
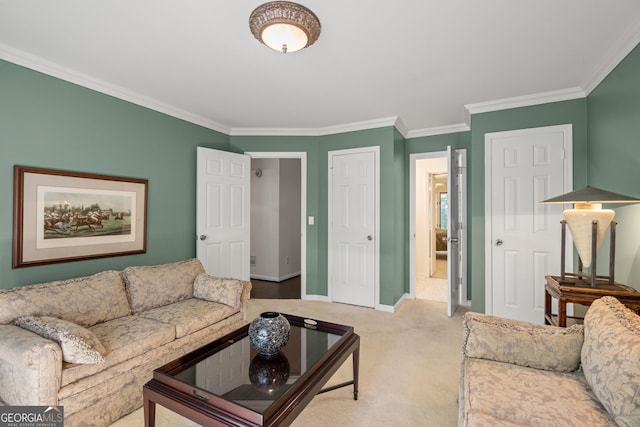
[261,23,308,53]
[563,204,614,268]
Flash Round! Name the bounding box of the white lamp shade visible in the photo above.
[261,23,308,53]
[563,205,614,268]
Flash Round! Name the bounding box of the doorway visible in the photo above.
[410,148,467,315]
[415,156,449,301]
[246,152,307,300]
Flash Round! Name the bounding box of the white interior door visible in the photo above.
[196,147,250,280]
[447,147,466,317]
[485,125,572,324]
[328,147,378,308]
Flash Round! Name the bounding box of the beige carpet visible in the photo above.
[110,298,467,427]
[416,277,448,302]
[433,258,448,279]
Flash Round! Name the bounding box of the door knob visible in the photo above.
[199,235,207,241]
[448,237,459,243]
[495,239,503,246]
[367,235,373,241]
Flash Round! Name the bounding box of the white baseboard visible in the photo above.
[302,294,331,302]
[250,272,301,282]
[279,272,301,281]
[250,274,278,281]
[377,293,410,313]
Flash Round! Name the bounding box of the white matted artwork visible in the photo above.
[13,165,147,268]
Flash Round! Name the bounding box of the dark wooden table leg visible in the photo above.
[143,387,156,427]
[558,298,567,327]
[352,340,360,401]
[544,288,551,325]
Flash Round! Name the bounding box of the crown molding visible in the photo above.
[393,117,409,138]
[230,116,402,137]
[7,30,637,141]
[465,87,586,115]
[0,43,231,135]
[0,48,411,138]
[582,19,640,94]
[406,123,470,139]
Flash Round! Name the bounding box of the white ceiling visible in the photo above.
[1,1,640,138]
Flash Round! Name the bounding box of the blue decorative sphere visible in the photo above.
[248,312,291,358]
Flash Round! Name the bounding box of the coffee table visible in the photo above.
[143,313,360,426]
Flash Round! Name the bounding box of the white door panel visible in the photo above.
[486,125,572,324]
[329,147,378,308]
[197,147,250,280]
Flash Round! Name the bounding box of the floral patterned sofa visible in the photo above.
[459,296,640,427]
[0,258,251,426]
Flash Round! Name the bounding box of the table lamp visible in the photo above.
[541,186,640,287]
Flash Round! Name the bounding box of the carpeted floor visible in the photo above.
[110,298,467,427]
[432,258,448,279]
[417,277,448,302]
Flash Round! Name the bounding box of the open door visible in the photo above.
[196,147,250,280]
[447,147,466,317]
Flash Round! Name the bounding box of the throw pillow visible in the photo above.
[122,258,205,313]
[193,273,243,309]
[463,312,584,372]
[581,296,640,426]
[12,315,106,364]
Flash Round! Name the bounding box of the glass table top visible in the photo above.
[163,317,346,414]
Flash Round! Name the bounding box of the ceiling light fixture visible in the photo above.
[249,1,321,54]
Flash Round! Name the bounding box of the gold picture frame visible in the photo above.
[13,165,148,268]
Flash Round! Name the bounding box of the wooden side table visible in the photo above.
[544,275,640,327]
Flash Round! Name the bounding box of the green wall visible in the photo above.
[231,127,407,307]
[0,59,229,289]
[587,43,640,289]
[406,131,471,155]
[393,128,409,302]
[0,58,407,307]
[3,41,639,311]
[405,44,640,312]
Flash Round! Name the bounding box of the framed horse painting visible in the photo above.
[12,165,148,268]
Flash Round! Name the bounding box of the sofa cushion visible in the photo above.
[122,258,205,313]
[581,296,640,426]
[0,270,131,327]
[137,298,237,338]
[61,315,175,386]
[193,273,244,309]
[463,312,584,372]
[12,315,106,364]
[462,358,615,426]
[463,411,528,426]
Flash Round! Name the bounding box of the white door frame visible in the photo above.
[245,151,307,299]
[409,150,468,305]
[327,146,380,309]
[484,124,573,316]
